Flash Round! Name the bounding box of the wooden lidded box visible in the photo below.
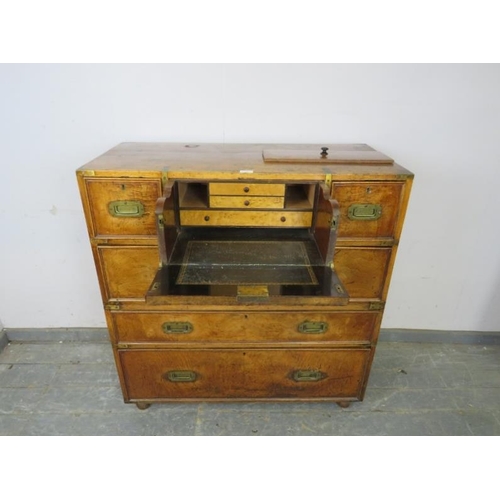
[76,143,413,409]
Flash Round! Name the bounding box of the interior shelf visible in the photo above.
[178,182,208,208]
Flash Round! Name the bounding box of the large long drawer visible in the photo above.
[119,348,371,400]
[111,311,378,344]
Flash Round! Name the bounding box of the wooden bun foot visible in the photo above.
[136,402,151,410]
[337,401,351,408]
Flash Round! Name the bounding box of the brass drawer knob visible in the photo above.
[243,186,250,193]
[244,200,250,206]
[204,215,210,221]
[280,216,286,222]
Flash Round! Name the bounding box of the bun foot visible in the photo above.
[337,401,350,408]
[136,402,151,410]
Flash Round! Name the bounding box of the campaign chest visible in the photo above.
[76,143,413,409]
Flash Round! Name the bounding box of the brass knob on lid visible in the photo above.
[321,147,329,158]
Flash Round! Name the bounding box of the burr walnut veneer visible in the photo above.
[76,143,413,409]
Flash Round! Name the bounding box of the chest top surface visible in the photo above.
[77,142,413,180]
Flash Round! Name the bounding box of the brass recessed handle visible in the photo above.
[298,321,328,334]
[162,322,193,334]
[164,370,197,382]
[108,200,145,218]
[292,370,325,382]
[348,204,382,221]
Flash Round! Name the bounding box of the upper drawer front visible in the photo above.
[180,210,312,227]
[209,183,285,197]
[120,348,370,400]
[332,182,403,238]
[86,179,161,237]
[210,196,284,209]
[112,311,378,344]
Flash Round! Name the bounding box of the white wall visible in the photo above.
[1,64,499,331]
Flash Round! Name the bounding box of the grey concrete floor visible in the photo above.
[0,340,499,435]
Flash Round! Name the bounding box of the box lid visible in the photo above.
[263,148,393,165]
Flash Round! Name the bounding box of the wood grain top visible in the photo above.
[77,142,413,179]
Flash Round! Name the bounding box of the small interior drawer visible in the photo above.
[209,183,285,197]
[119,348,370,400]
[179,210,312,227]
[209,195,284,209]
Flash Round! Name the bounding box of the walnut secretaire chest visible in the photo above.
[76,143,413,409]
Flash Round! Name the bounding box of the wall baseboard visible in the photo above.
[4,328,108,344]
[0,329,8,353]
[1,328,499,351]
[379,329,500,345]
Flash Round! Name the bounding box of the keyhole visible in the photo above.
[121,184,126,190]
[366,187,372,194]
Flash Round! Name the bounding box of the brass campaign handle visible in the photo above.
[164,370,197,382]
[292,370,325,382]
[347,203,382,221]
[297,321,328,334]
[162,322,193,334]
[108,200,145,217]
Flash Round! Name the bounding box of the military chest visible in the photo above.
[76,143,413,409]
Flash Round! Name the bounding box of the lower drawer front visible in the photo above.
[119,348,370,400]
[97,245,159,301]
[112,311,378,344]
[334,247,392,299]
